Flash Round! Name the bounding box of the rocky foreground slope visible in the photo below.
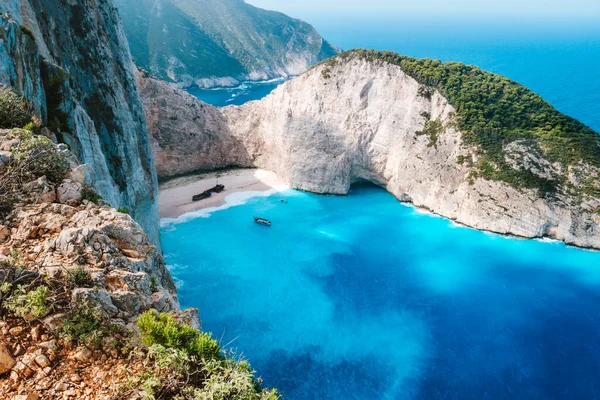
[115,0,339,88]
[0,0,160,244]
[0,126,179,398]
[0,123,277,399]
[141,50,600,249]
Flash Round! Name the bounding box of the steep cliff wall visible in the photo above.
[141,53,600,249]
[0,0,161,244]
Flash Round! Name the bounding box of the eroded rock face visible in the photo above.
[5,202,178,315]
[141,57,600,249]
[136,70,252,180]
[0,0,160,245]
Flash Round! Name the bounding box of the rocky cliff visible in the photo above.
[114,0,339,88]
[141,51,600,249]
[136,69,252,179]
[0,0,161,244]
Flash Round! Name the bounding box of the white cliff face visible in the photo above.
[141,57,600,250]
[0,0,161,245]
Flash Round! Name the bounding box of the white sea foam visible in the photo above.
[160,184,289,228]
[198,77,288,92]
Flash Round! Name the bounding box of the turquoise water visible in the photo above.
[161,184,600,399]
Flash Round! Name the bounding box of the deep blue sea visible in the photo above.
[167,19,600,400]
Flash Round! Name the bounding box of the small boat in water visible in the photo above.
[254,217,272,227]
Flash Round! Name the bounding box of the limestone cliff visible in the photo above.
[141,52,600,250]
[0,0,161,244]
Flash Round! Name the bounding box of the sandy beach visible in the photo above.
[158,169,285,219]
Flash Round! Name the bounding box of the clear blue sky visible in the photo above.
[247,0,600,20]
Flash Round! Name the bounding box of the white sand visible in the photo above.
[158,169,285,219]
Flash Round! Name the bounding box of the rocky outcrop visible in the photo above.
[115,0,339,88]
[0,0,161,245]
[0,129,178,316]
[136,70,252,179]
[0,127,195,398]
[141,55,600,249]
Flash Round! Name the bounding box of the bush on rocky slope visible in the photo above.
[128,310,279,399]
[0,87,32,129]
[0,126,69,216]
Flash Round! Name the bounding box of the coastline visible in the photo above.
[158,169,598,252]
[158,168,288,222]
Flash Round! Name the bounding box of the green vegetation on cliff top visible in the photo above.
[328,50,600,195]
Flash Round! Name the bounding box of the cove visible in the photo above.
[186,78,288,107]
[161,184,600,400]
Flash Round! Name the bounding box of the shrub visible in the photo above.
[180,357,280,400]
[19,25,35,41]
[12,129,69,184]
[416,118,445,148]
[8,248,23,268]
[0,87,32,129]
[4,285,51,319]
[81,188,101,204]
[149,276,158,291]
[137,311,221,361]
[66,268,94,289]
[58,304,123,348]
[117,207,130,215]
[131,343,280,400]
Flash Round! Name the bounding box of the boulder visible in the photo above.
[0,150,12,171]
[73,347,93,363]
[110,290,141,319]
[71,288,118,317]
[43,314,66,332]
[23,176,56,204]
[0,138,19,151]
[0,224,9,242]
[57,179,83,204]
[0,343,16,375]
[34,354,50,368]
[104,270,151,295]
[40,127,58,143]
[175,308,201,331]
[151,290,175,313]
[67,164,94,186]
